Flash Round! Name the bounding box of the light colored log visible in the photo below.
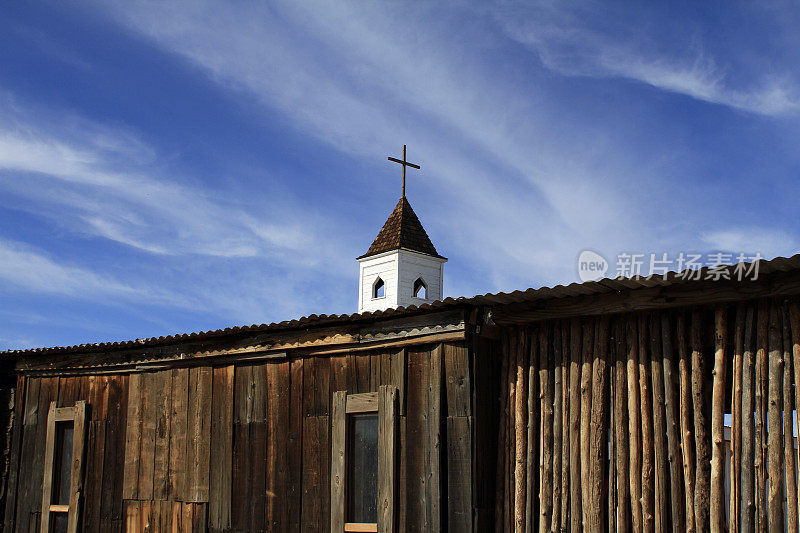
[766,302,784,530]
[661,313,684,532]
[539,326,554,532]
[740,305,756,531]
[525,329,538,533]
[710,306,727,532]
[677,313,695,533]
[639,315,655,533]
[559,321,571,533]
[551,324,564,533]
[588,317,610,531]
[569,319,583,532]
[626,316,643,533]
[580,320,595,529]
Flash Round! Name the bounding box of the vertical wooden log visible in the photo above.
[767,302,784,531]
[515,329,529,533]
[569,319,583,532]
[609,362,617,533]
[756,300,769,531]
[588,317,610,531]
[662,313,685,532]
[791,301,800,523]
[710,307,727,532]
[691,309,711,530]
[526,328,540,533]
[782,304,798,533]
[616,318,631,533]
[495,332,510,533]
[580,320,595,528]
[730,305,745,533]
[560,321,571,533]
[627,316,643,533]
[741,305,756,532]
[551,324,564,533]
[639,315,655,533]
[508,332,519,533]
[677,313,696,533]
[650,316,668,533]
[540,326,554,532]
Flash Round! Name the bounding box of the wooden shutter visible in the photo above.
[40,400,86,533]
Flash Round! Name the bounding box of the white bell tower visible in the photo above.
[357,146,446,313]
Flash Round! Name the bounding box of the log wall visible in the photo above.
[2,340,474,532]
[495,296,800,532]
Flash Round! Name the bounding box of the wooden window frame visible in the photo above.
[331,386,397,533]
[40,400,86,533]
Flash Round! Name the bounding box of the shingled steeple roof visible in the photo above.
[358,197,445,260]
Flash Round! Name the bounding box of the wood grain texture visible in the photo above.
[209,365,233,530]
[579,320,594,529]
[766,302,784,530]
[186,366,212,503]
[782,304,798,533]
[568,319,583,532]
[740,305,756,532]
[378,386,398,533]
[755,301,768,531]
[649,315,667,533]
[709,307,727,532]
[330,390,347,532]
[639,315,655,533]
[661,313,684,532]
[690,309,710,531]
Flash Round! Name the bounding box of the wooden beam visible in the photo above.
[378,385,398,533]
[492,269,800,325]
[346,392,378,414]
[710,307,727,532]
[330,391,347,532]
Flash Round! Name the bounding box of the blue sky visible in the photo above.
[2,1,800,350]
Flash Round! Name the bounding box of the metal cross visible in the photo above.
[388,144,420,198]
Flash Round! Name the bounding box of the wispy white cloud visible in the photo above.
[0,238,164,301]
[495,4,800,117]
[701,228,798,259]
[91,0,659,292]
[0,94,346,265]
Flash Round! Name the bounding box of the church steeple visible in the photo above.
[357,196,445,260]
[357,146,446,313]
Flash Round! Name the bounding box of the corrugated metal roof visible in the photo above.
[5,253,800,356]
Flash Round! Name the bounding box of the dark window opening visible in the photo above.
[346,412,379,524]
[413,277,427,299]
[373,278,385,299]
[52,422,74,507]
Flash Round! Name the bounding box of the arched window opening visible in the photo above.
[373,277,385,299]
[413,278,427,299]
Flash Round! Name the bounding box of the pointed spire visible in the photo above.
[357,197,445,260]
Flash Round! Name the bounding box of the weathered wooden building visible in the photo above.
[2,191,800,532]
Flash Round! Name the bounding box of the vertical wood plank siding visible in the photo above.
[493,297,800,532]
[4,340,471,532]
